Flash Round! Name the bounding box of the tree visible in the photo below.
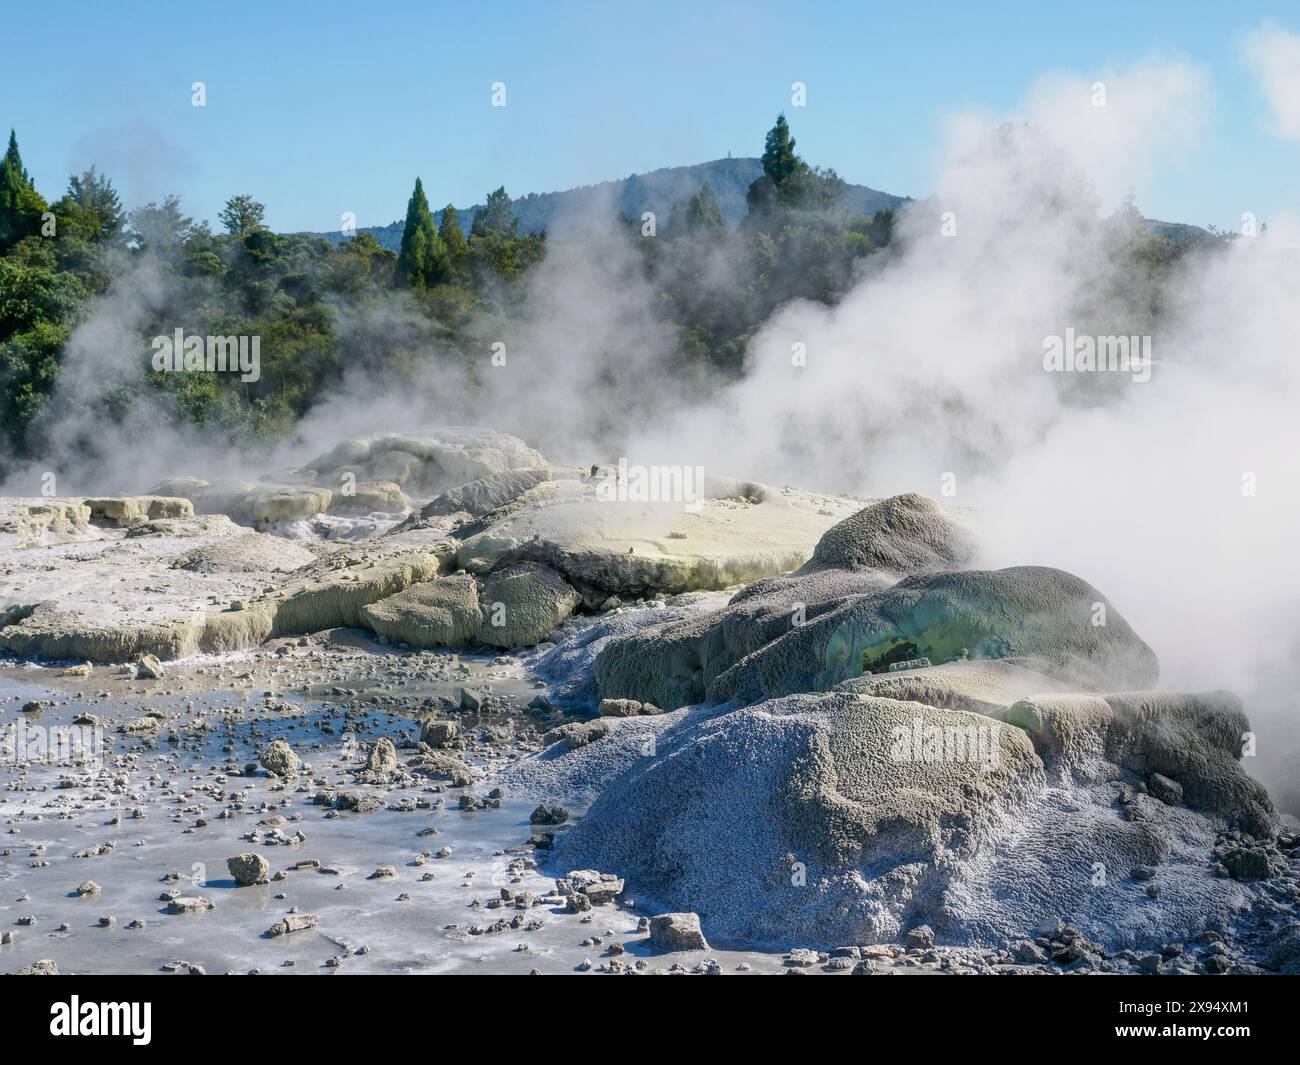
[668,183,724,238]
[394,177,448,288]
[439,204,468,260]
[760,113,801,188]
[4,129,31,183]
[745,114,845,220]
[0,130,48,251]
[218,194,266,235]
[128,195,195,253]
[471,186,517,238]
[61,166,124,240]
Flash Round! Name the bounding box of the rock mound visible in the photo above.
[801,491,973,575]
[710,566,1159,705]
[476,562,580,648]
[595,494,978,710]
[552,683,1270,950]
[360,574,483,647]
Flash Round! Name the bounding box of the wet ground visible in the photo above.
[0,638,864,975]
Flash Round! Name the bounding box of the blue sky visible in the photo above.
[3,0,1298,232]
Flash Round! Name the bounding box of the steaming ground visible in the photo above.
[2,428,1299,975]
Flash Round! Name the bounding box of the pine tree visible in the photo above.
[395,178,448,287]
[0,130,48,251]
[5,130,31,184]
[760,113,802,187]
[746,114,825,220]
[439,204,468,260]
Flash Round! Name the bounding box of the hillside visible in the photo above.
[309,157,911,247]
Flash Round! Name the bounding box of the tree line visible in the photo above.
[0,115,897,472]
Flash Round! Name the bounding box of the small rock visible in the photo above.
[365,738,398,773]
[529,803,569,826]
[905,925,935,951]
[648,912,709,952]
[260,740,299,777]
[227,853,271,886]
[266,913,318,937]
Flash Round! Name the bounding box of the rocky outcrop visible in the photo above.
[84,496,193,526]
[707,566,1158,706]
[476,562,580,648]
[359,574,483,647]
[453,475,864,600]
[595,494,978,710]
[551,682,1269,950]
[1004,689,1275,836]
[1,500,92,542]
[421,467,564,518]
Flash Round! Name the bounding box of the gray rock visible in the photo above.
[530,803,569,825]
[166,896,215,914]
[136,654,165,679]
[597,698,647,717]
[905,925,935,950]
[227,852,270,886]
[555,869,624,903]
[260,739,299,777]
[649,912,710,952]
[1012,939,1048,964]
[420,719,458,748]
[365,737,398,774]
[266,913,318,937]
[477,562,580,648]
[11,959,58,975]
[1148,772,1184,806]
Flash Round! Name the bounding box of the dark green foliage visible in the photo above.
[0,130,48,251]
[395,178,448,288]
[57,167,124,241]
[761,113,801,187]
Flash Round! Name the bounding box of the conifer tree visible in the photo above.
[395,178,448,287]
[0,130,48,251]
[439,204,468,260]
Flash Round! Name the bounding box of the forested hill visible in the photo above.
[308,157,911,246]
